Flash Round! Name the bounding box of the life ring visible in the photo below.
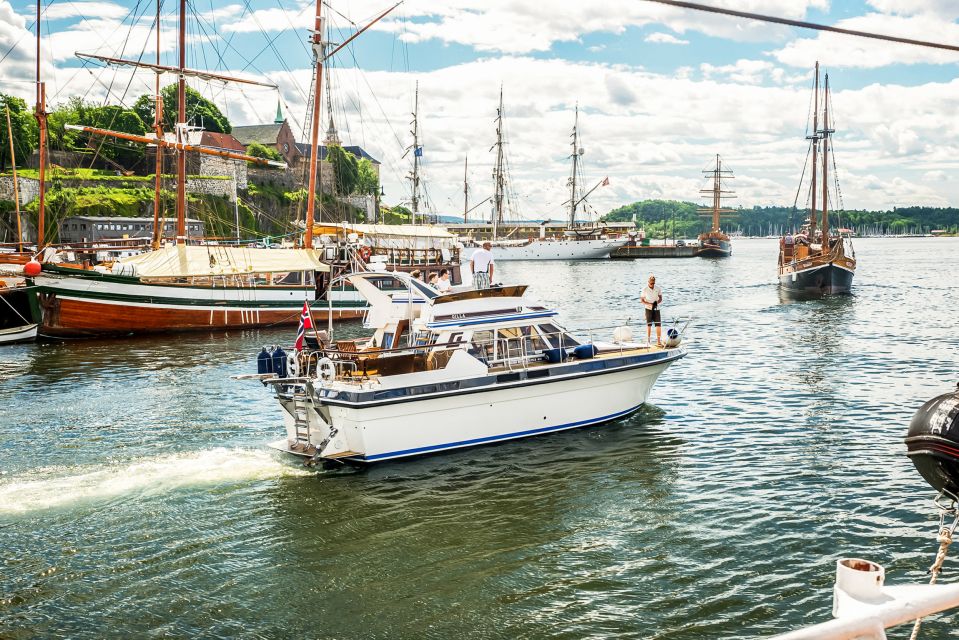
[287,352,300,377]
[358,246,373,262]
[317,357,336,382]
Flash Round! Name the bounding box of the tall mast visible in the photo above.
[821,73,832,250]
[151,0,164,249]
[463,154,469,223]
[34,0,47,250]
[303,0,325,248]
[174,0,186,243]
[492,85,505,240]
[808,62,820,240]
[712,154,721,231]
[568,104,580,229]
[409,81,420,225]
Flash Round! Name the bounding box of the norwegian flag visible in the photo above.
[294,300,312,351]
[601,176,610,187]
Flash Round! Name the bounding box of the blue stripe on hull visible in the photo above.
[355,402,645,462]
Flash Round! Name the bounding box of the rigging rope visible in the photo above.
[908,494,959,640]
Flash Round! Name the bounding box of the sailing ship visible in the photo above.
[695,154,735,258]
[248,271,686,463]
[23,0,399,336]
[778,63,856,294]
[463,96,625,261]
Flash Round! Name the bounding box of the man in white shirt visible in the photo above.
[470,242,495,289]
[640,274,663,346]
[436,269,452,293]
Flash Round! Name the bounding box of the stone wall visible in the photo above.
[198,155,246,189]
[247,166,297,190]
[0,175,236,204]
[0,177,40,205]
[337,194,375,220]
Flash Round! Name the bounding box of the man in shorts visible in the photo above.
[470,241,495,289]
[641,274,663,346]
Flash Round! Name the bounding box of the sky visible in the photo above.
[1,0,959,219]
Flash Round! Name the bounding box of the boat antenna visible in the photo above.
[173,0,188,244]
[463,154,469,224]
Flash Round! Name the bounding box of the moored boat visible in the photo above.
[695,154,735,258]
[248,271,686,464]
[778,63,856,294]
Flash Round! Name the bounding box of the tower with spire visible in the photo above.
[274,100,284,125]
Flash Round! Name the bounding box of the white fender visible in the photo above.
[317,357,336,382]
[287,352,300,377]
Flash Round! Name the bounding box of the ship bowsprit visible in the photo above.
[905,384,959,496]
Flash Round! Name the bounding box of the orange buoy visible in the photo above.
[23,260,42,277]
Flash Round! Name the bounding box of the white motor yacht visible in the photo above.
[251,272,686,464]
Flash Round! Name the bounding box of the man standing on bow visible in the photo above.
[641,274,663,346]
[470,241,495,290]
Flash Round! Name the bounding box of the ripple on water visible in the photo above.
[1,238,959,638]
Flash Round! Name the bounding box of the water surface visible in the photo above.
[1,238,957,638]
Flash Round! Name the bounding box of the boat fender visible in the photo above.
[572,344,598,360]
[272,346,288,378]
[318,357,336,382]
[287,352,300,378]
[905,384,959,495]
[664,328,681,348]
[612,326,633,343]
[257,347,273,374]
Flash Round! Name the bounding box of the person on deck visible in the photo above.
[436,269,452,293]
[470,242,495,290]
[428,273,439,287]
[641,274,663,346]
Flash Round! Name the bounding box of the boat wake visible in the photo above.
[0,447,309,515]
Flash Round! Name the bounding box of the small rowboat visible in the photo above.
[0,323,38,344]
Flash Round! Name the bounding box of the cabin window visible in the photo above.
[538,323,579,348]
[382,332,395,349]
[470,330,494,361]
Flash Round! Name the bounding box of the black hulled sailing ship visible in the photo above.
[695,154,735,258]
[778,63,856,294]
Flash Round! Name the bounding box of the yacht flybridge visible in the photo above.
[248,272,686,464]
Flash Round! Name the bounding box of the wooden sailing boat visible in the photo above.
[470,98,625,261]
[25,0,397,336]
[778,63,856,294]
[695,154,735,258]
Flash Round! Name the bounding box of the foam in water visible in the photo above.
[0,447,309,515]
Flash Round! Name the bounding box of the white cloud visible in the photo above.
[44,2,128,21]
[645,32,690,45]
[770,12,959,68]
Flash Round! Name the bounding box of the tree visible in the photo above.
[133,84,232,134]
[47,98,148,168]
[355,157,379,195]
[246,142,282,163]
[326,144,358,195]
[0,94,38,173]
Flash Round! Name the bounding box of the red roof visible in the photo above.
[199,132,246,153]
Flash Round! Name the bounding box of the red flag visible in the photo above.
[294,300,312,351]
[601,177,610,187]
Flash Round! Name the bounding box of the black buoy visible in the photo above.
[257,347,273,374]
[905,384,959,495]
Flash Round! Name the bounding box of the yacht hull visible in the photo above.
[274,350,681,462]
[28,272,363,337]
[463,238,625,261]
[779,261,855,294]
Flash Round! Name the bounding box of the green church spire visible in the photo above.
[274,100,284,124]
